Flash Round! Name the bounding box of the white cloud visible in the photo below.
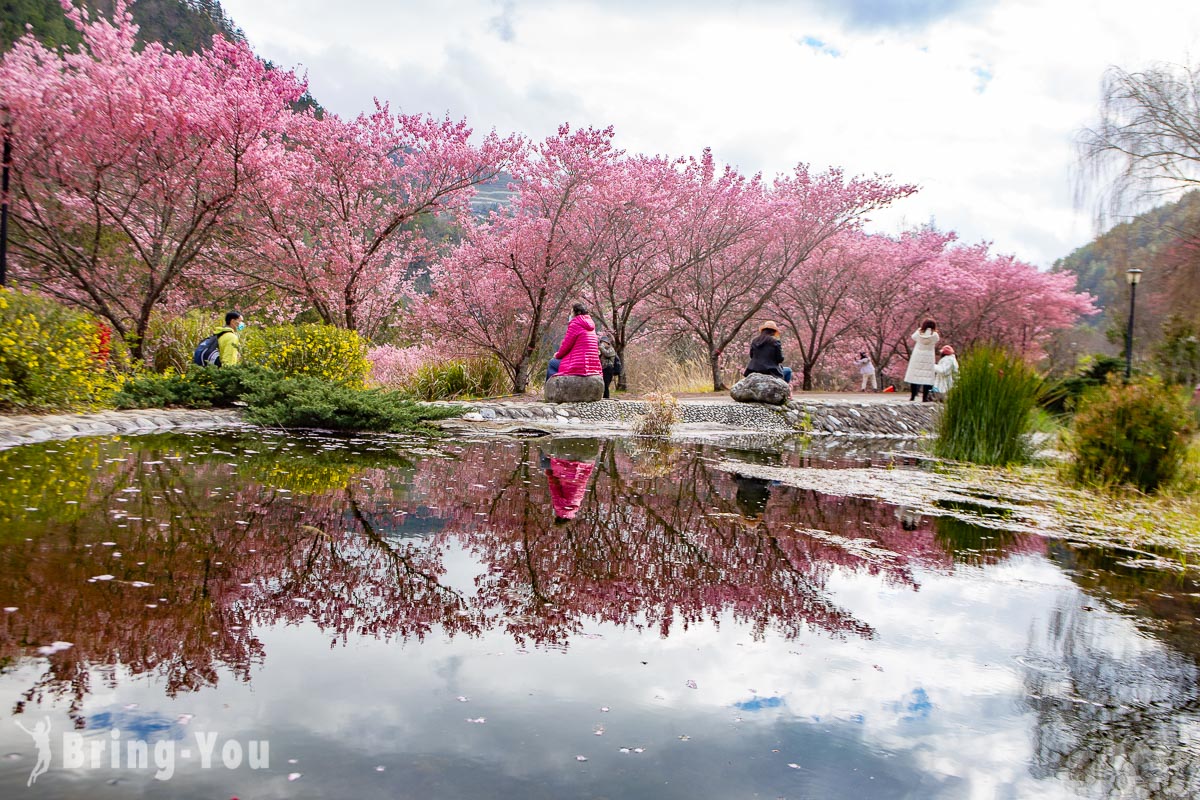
[220,0,1200,266]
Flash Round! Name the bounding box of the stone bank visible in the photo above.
[458,399,940,438]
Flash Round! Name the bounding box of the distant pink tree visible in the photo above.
[413,125,623,392]
[849,228,953,384]
[929,244,1097,360]
[658,156,917,390]
[769,231,876,390]
[0,1,303,360]
[226,107,520,339]
[581,155,683,387]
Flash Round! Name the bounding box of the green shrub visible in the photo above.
[114,365,277,409]
[241,324,370,387]
[242,375,460,433]
[935,345,1043,466]
[1066,377,1196,493]
[399,357,508,400]
[1042,354,1125,415]
[0,287,120,411]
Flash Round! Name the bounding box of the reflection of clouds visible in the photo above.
[3,435,1199,797]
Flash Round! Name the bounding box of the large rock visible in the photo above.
[730,373,792,405]
[544,374,604,404]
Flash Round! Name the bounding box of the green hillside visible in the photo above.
[1,0,243,53]
[1053,191,1200,313]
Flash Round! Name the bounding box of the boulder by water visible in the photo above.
[544,374,605,404]
[730,374,791,405]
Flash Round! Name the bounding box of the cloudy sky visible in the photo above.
[219,0,1200,268]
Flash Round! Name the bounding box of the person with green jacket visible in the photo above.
[214,311,244,366]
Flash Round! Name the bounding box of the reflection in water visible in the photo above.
[733,474,772,518]
[0,433,954,711]
[1022,544,1200,798]
[0,431,1197,798]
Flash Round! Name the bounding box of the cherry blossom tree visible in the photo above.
[849,228,953,384]
[413,125,622,391]
[224,106,520,339]
[658,156,916,390]
[929,244,1097,360]
[0,1,303,360]
[769,230,875,390]
[581,155,683,387]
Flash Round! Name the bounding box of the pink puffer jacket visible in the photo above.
[554,314,602,376]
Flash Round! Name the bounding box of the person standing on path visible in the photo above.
[743,321,793,384]
[855,351,876,392]
[932,345,959,398]
[903,319,939,401]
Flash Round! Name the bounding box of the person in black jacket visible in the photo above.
[743,321,792,383]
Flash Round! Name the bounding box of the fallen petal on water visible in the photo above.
[575,755,588,762]
[788,763,802,769]
[685,680,698,689]
[287,772,302,781]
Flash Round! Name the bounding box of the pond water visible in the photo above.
[0,430,1198,799]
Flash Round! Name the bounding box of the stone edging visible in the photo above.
[457,399,940,438]
[0,408,246,450]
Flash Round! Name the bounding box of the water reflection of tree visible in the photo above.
[0,433,466,724]
[1023,599,1200,799]
[1,433,1069,717]
[419,440,951,646]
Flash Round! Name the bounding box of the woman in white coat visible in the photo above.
[933,345,959,397]
[903,319,939,402]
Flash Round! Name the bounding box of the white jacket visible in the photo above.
[903,330,939,386]
[933,354,959,393]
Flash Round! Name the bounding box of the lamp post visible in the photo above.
[1124,268,1143,381]
[0,104,10,288]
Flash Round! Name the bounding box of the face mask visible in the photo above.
[236,322,246,331]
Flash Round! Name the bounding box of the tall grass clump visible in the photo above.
[1066,377,1196,493]
[934,344,1042,466]
[399,357,508,401]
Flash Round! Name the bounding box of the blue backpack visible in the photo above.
[192,331,228,367]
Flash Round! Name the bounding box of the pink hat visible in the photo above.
[941,345,955,355]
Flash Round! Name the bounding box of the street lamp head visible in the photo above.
[1126,268,1143,286]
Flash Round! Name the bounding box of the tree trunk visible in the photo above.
[513,360,530,394]
[616,344,629,391]
[710,351,726,391]
[130,314,153,365]
[801,364,814,391]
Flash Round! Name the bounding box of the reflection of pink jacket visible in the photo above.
[546,457,594,519]
[554,315,602,376]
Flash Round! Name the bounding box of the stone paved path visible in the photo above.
[0,408,245,450]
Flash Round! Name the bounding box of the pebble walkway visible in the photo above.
[0,408,245,450]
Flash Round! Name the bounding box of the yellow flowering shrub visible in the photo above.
[0,288,121,411]
[241,323,370,388]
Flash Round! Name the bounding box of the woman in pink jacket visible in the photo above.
[546,303,602,379]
